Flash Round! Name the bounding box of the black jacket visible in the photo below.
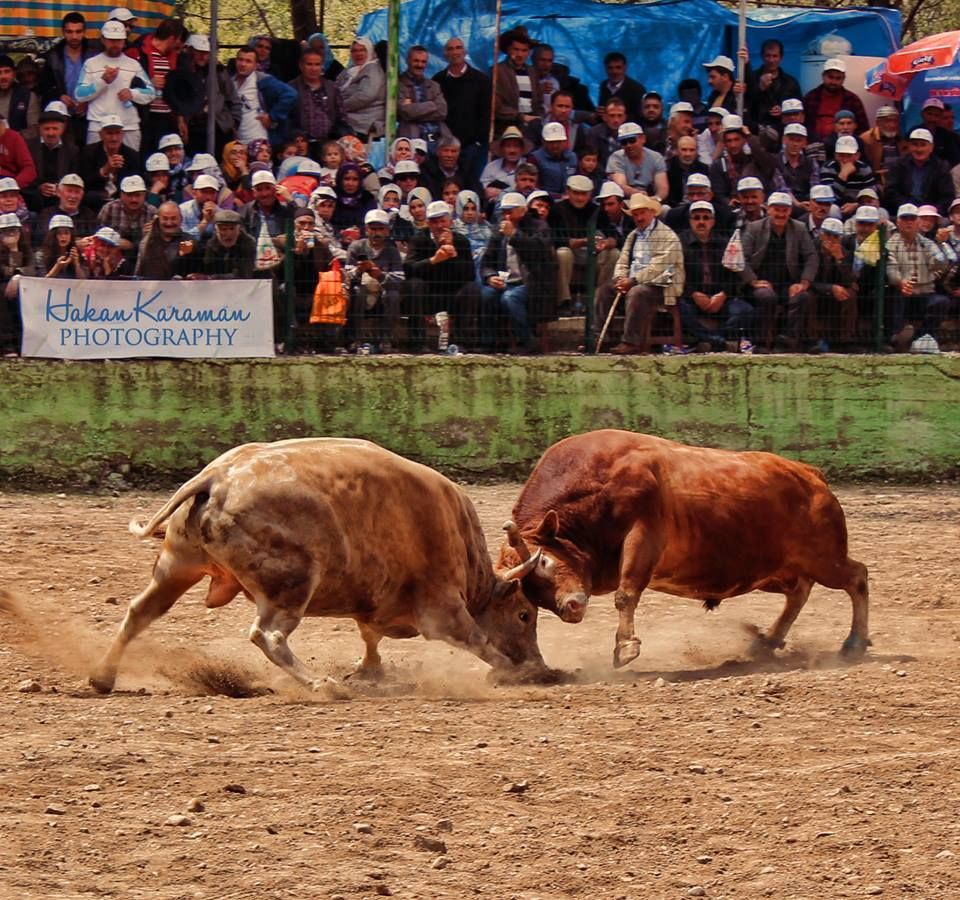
[598,75,646,123]
[404,229,475,298]
[38,38,102,105]
[24,137,79,211]
[433,65,492,147]
[78,142,142,206]
[547,199,597,247]
[679,228,739,298]
[882,155,955,216]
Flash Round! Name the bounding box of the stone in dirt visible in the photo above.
[165,815,192,827]
[186,798,204,812]
[504,780,529,793]
[44,805,66,815]
[353,823,374,834]
[431,856,449,869]
[688,765,707,775]
[414,835,447,853]
[687,888,706,897]
[18,679,41,693]
[223,783,245,794]
[436,818,454,832]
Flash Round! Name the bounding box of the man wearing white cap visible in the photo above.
[530,121,577,199]
[38,12,102,146]
[344,208,405,352]
[665,172,734,232]
[606,122,667,200]
[819,134,876,216]
[859,106,907,189]
[95,173,156,260]
[776,122,819,208]
[802,59,867,142]
[596,181,634,251]
[530,90,590,155]
[478,191,554,351]
[740,191,818,351]
[885,203,951,352]
[74,20,156,147]
[708,115,776,204]
[77,115,141,207]
[883,127,955,216]
[696,106,727,166]
[809,216,857,350]
[919,97,960,167]
[702,55,741,116]
[167,34,241,157]
[240,170,295,265]
[678,199,753,352]
[735,176,767,228]
[404,199,479,350]
[37,174,98,238]
[179,174,222,241]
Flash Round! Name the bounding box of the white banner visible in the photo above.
[19,277,276,359]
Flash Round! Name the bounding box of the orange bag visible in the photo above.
[309,259,348,326]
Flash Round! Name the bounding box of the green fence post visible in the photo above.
[584,212,597,353]
[284,218,296,354]
[875,225,887,354]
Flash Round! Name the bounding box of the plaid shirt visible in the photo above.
[97,200,157,244]
[614,220,686,305]
[886,232,948,294]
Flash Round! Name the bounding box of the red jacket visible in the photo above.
[0,128,38,189]
[126,34,179,81]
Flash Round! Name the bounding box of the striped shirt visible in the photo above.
[149,50,172,114]
[515,69,532,115]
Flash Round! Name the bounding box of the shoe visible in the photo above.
[610,342,644,355]
[808,339,830,354]
[892,323,914,352]
[910,333,940,354]
[661,343,693,355]
[694,341,713,354]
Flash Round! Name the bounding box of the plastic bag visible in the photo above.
[310,259,348,326]
[722,228,745,272]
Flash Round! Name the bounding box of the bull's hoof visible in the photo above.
[613,637,641,669]
[345,662,385,683]
[748,633,785,659]
[840,634,872,659]
[89,671,116,694]
[489,664,559,686]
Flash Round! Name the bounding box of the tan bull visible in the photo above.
[91,438,551,692]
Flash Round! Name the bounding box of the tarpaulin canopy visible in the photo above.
[359,0,901,104]
[2,1,175,39]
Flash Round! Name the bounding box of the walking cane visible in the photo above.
[595,291,624,354]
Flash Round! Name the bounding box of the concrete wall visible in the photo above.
[2,355,958,483]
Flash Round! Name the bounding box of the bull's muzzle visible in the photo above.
[559,592,588,624]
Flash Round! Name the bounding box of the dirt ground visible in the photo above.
[1,483,959,900]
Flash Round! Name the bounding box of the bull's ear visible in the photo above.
[534,510,559,542]
[492,579,521,603]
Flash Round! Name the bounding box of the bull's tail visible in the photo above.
[128,472,215,539]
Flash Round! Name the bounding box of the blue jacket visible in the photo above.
[256,72,298,147]
[529,148,578,199]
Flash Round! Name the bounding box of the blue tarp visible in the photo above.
[359,0,901,106]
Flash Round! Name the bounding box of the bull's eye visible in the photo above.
[518,610,530,623]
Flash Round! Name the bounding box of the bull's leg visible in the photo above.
[613,528,659,668]
[416,603,517,675]
[751,576,813,656]
[348,623,385,681]
[613,589,642,668]
[90,552,204,693]
[838,558,870,658]
[248,599,326,690]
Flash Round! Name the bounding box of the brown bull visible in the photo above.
[497,430,870,667]
[91,438,550,693]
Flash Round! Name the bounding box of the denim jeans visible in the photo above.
[481,282,530,346]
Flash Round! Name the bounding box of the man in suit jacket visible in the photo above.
[597,52,645,123]
[493,26,544,135]
[882,127,955,216]
[741,191,819,351]
[24,106,79,212]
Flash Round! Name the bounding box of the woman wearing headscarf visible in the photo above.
[304,32,344,82]
[332,162,376,238]
[220,141,249,193]
[378,183,414,246]
[336,37,386,140]
[452,189,492,274]
[377,137,414,185]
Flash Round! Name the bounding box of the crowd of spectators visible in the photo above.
[1,11,959,355]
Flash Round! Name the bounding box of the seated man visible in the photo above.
[529,122,577,199]
[480,126,531,201]
[0,110,38,192]
[36,173,98,237]
[860,106,907,190]
[741,191,818,351]
[848,205,884,331]
[808,216,856,351]
[883,127,955,216]
[345,208,405,351]
[734,176,767,228]
[178,173,221,241]
[403,200,479,351]
[801,184,839,239]
[548,174,617,310]
[595,181,634,250]
[202,208,256,279]
[95,174,157,264]
[665,135,708,207]
[886,202,951,353]
[24,104,78,212]
[479,191,555,351]
[776,123,819,211]
[678,200,752,351]
[78,115,140,208]
[665,172,734,232]
[605,122,667,200]
[819,134,876,217]
[595,193,685,355]
[133,200,197,279]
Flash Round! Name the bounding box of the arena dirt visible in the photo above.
[1,484,959,899]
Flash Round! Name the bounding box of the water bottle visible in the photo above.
[305,231,315,249]
[356,343,372,356]
[445,344,460,356]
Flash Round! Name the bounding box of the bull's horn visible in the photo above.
[502,520,532,561]
[501,548,542,582]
